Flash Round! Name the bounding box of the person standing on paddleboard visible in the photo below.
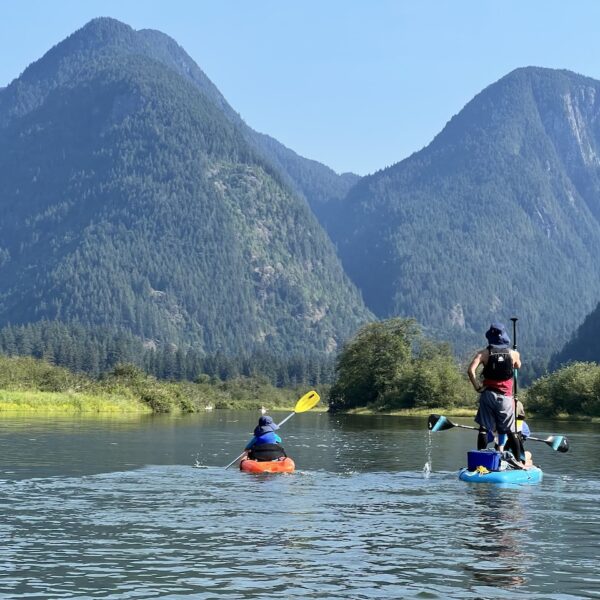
[467,322,524,464]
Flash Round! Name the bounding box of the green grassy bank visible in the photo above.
[0,389,150,414]
[0,355,320,415]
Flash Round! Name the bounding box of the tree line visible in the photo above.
[0,321,333,387]
[1,317,597,417]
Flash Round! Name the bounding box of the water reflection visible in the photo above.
[462,485,532,589]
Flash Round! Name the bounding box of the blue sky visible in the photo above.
[2,1,600,175]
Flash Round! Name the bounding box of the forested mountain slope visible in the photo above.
[0,18,371,356]
[126,25,362,214]
[550,300,600,368]
[329,67,600,354]
[0,18,358,216]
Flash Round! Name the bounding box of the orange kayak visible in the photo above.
[240,457,296,474]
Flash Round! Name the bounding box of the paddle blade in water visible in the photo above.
[551,435,569,453]
[295,390,320,413]
[428,414,455,432]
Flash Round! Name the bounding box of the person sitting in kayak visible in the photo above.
[467,322,524,465]
[242,415,287,462]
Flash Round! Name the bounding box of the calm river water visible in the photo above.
[0,411,598,599]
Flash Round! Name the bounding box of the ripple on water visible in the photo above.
[0,465,598,598]
[1,411,600,599]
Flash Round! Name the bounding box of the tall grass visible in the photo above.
[0,355,321,415]
[0,389,150,414]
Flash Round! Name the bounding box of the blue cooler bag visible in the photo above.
[467,449,501,471]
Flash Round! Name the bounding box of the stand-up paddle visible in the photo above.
[509,317,525,460]
[510,316,519,434]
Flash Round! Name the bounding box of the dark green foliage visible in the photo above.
[0,18,371,360]
[328,318,473,411]
[401,340,472,409]
[329,67,600,359]
[329,318,416,410]
[0,352,311,413]
[0,354,87,393]
[249,132,360,224]
[526,362,600,416]
[515,354,550,388]
[0,320,335,387]
[0,321,142,376]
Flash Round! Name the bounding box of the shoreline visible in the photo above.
[0,391,596,422]
[343,406,598,422]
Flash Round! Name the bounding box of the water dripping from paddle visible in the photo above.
[423,430,432,478]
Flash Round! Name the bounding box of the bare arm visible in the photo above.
[511,350,522,369]
[467,349,487,392]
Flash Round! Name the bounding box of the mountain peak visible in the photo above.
[329,66,600,354]
[75,16,134,38]
[0,16,236,127]
[0,17,370,356]
[503,65,593,82]
[19,18,136,84]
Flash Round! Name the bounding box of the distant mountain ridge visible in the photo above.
[329,67,600,354]
[0,17,371,356]
[4,18,600,365]
[0,17,359,214]
[0,18,238,126]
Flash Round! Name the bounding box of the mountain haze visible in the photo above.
[329,67,600,354]
[0,18,371,356]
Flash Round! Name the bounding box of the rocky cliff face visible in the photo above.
[328,68,600,354]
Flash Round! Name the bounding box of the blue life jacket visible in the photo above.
[245,432,282,449]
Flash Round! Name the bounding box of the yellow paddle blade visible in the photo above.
[294,390,320,413]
